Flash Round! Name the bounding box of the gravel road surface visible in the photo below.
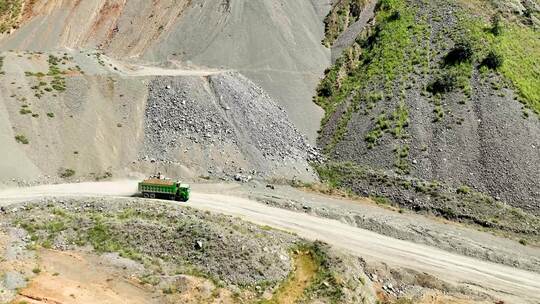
[0,181,538,303]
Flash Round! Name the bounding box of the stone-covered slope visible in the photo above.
[0,50,317,184]
[0,0,331,142]
[316,0,540,214]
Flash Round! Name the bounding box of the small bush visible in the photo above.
[15,134,29,144]
[519,239,527,246]
[482,50,504,70]
[457,185,471,195]
[490,14,503,36]
[59,168,76,178]
[46,112,55,118]
[32,267,41,274]
[376,0,395,11]
[427,73,457,94]
[388,10,401,21]
[444,41,473,65]
[19,108,32,115]
[366,91,384,102]
[317,80,333,97]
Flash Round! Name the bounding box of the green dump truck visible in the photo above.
[138,178,191,202]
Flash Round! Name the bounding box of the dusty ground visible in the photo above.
[0,0,331,142]
[0,197,378,304]
[0,50,318,185]
[13,250,159,304]
[0,182,537,303]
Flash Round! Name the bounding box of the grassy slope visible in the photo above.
[318,0,539,145]
[316,0,420,152]
[496,24,540,113]
[314,161,539,243]
[459,4,540,114]
[322,0,370,47]
[312,0,540,239]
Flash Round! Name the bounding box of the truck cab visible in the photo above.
[176,183,191,202]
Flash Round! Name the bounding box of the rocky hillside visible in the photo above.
[0,50,318,184]
[0,0,331,142]
[0,197,377,304]
[315,0,540,217]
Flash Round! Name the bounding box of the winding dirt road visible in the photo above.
[0,181,538,303]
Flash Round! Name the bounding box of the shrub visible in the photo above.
[19,108,32,115]
[46,112,55,118]
[376,0,395,11]
[491,14,503,36]
[519,239,528,246]
[59,168,76,178]
[482,50,504,70]
[457,185,471,195]
[444,41,473,65]
[15,134,29,144]
[366,91,384,102]
[427,73,457,94]
[317,80,333,97]
[388,10,401,21]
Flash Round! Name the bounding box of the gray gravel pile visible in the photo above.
[4,198,296,287]
[141,72,322,179]
[208,73,321,162]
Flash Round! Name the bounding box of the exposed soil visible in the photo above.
[0,182,536,303]
[13,250,159,304]
[0,50,318,185]
[0,196,379,304]
[1,0,331,142]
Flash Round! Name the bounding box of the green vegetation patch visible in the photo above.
[322,0,369,47]
[24,54,69,98]
[59,168,76,178]
[14,134,28,144]
[458,5,540,114]
[496,24,540,113]
[299,242,345,303]
[0,0,22,33]
[316,0,419,152]
[314,161,540,242]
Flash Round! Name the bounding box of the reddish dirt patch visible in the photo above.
[86,0,126,47]
[12,250,159,304]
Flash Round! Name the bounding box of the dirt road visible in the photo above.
[101,55,227,77]
[0,181,538,303]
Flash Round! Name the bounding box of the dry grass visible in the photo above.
[261,250,318,304]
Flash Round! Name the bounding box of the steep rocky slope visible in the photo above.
[0,50,317,184]
[0,0,331,142]
[315,0,540,217]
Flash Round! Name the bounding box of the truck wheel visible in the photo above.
[143,193,149,198]
[149,193,155,199]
